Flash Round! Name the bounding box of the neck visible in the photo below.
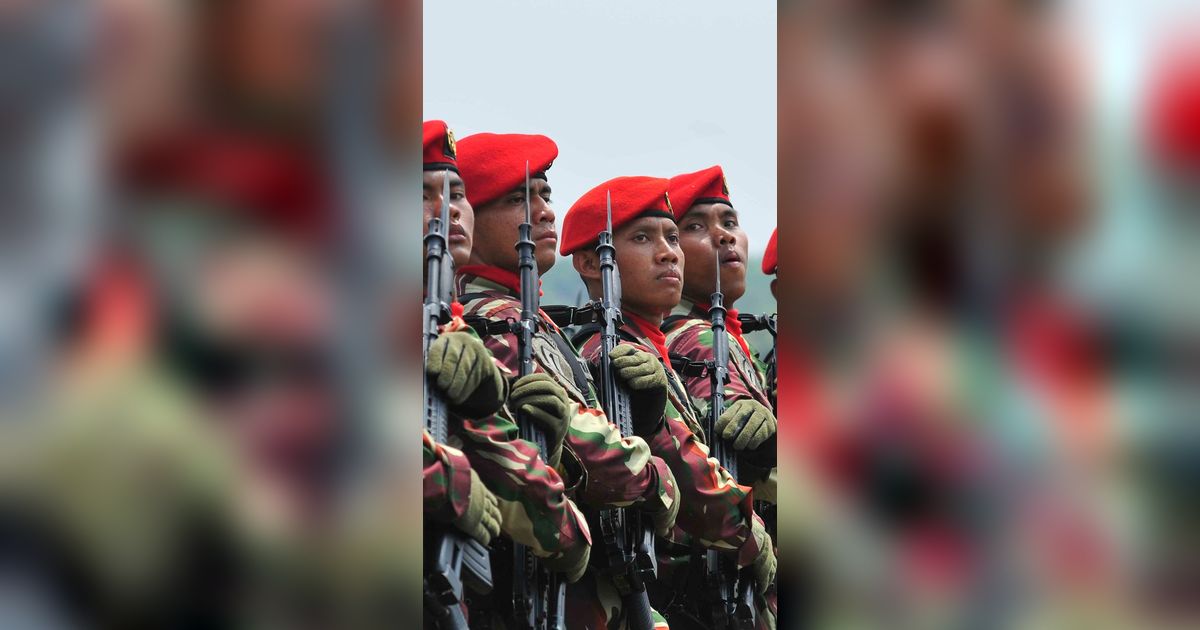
[623,304,664,328]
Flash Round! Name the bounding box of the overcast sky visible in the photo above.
[423,0,777,255]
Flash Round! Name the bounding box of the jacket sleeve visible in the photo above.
[454,412,592,561]
[422,429,474,524]
[475,320,678,516]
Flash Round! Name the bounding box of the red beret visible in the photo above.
[762,228,778,275]
[1146,44,1200,171]
[561,176,673,255]
[667,164,731,219]
[423,120,459,172]
[121,129,330,243]
[457,132,558,210]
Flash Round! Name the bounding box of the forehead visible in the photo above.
[681,202,736,221]
[422,170,464,187]
[506,177,551,194]
[617,214,677,235]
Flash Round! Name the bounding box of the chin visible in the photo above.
[536,254,557,274]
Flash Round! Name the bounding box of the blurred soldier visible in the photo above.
[420,120,591,588]
[455,133,680,629]
[563,176,777,629]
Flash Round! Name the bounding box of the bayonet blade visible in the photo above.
[714,247,721,295]
[440,170,451,237]
[606,191,613,233]
[525,161,532,226]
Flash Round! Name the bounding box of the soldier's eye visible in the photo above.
[686,222,704,231]
[724,220,739,228]
[668,233,680,244]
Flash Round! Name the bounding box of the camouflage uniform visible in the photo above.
[427,320,592,566]
[661,297,777,502]
[576,311,767,563]
[660,299,780,628]
[456,267,678,629]
[422,429,477,528]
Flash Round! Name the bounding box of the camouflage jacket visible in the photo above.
[577,311,766,567]
[432,321,592,561]
[422,429,475,526]
[455,267,677,517]
[662,298,773,418]
[662,297,777,499]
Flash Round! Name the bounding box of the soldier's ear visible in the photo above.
[572,250,601,282]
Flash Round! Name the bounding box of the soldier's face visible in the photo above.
[422,170,474,267]
[677,202,749,306]
[469,178,557,274]
[612,216,683,321]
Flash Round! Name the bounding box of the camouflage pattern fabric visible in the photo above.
[422,429,477,527]
[457,272,678,515]
[442,323,593,562]
[577,316,765,567]
[457,270,679,624]
[663,297,778,500]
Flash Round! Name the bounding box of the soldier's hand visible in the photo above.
[609,344,668,436]
[715,399,776,451]
[508,373,571,468]
[454,469,502,546]
[427,332,507,418]
[751,521,777,596]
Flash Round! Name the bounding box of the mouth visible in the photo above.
[720,251,743,267]
[449,226,469,243]
[536,231,558,243]
[657,269,682,283]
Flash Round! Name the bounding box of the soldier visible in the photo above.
[455,132,680,629]
[662,165,777,502]
[562,176,777,629]
[421,121,591,586]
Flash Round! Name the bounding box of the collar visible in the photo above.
[676,297,752,358]
[457,264,542,297]
[623,310,670,361]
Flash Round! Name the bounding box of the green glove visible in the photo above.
[454,469,502,546]
[751,522,777,596]
[426,332,507,418]
[508,373,572,468]
[715,399,776,451]
[609,344,668,436]
[543,534,591,584]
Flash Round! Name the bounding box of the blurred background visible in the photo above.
[0,0,1198,628]
[777,0,1200,628]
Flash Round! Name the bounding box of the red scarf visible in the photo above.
[694,303,754,360]
[458,264,543,297]
[623,311,671,361]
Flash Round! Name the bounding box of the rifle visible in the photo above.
[424,174,493,629]
[595,192,658,630]
[509,162,567,629]
[736,313,776,413]
[704,254,757,630]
